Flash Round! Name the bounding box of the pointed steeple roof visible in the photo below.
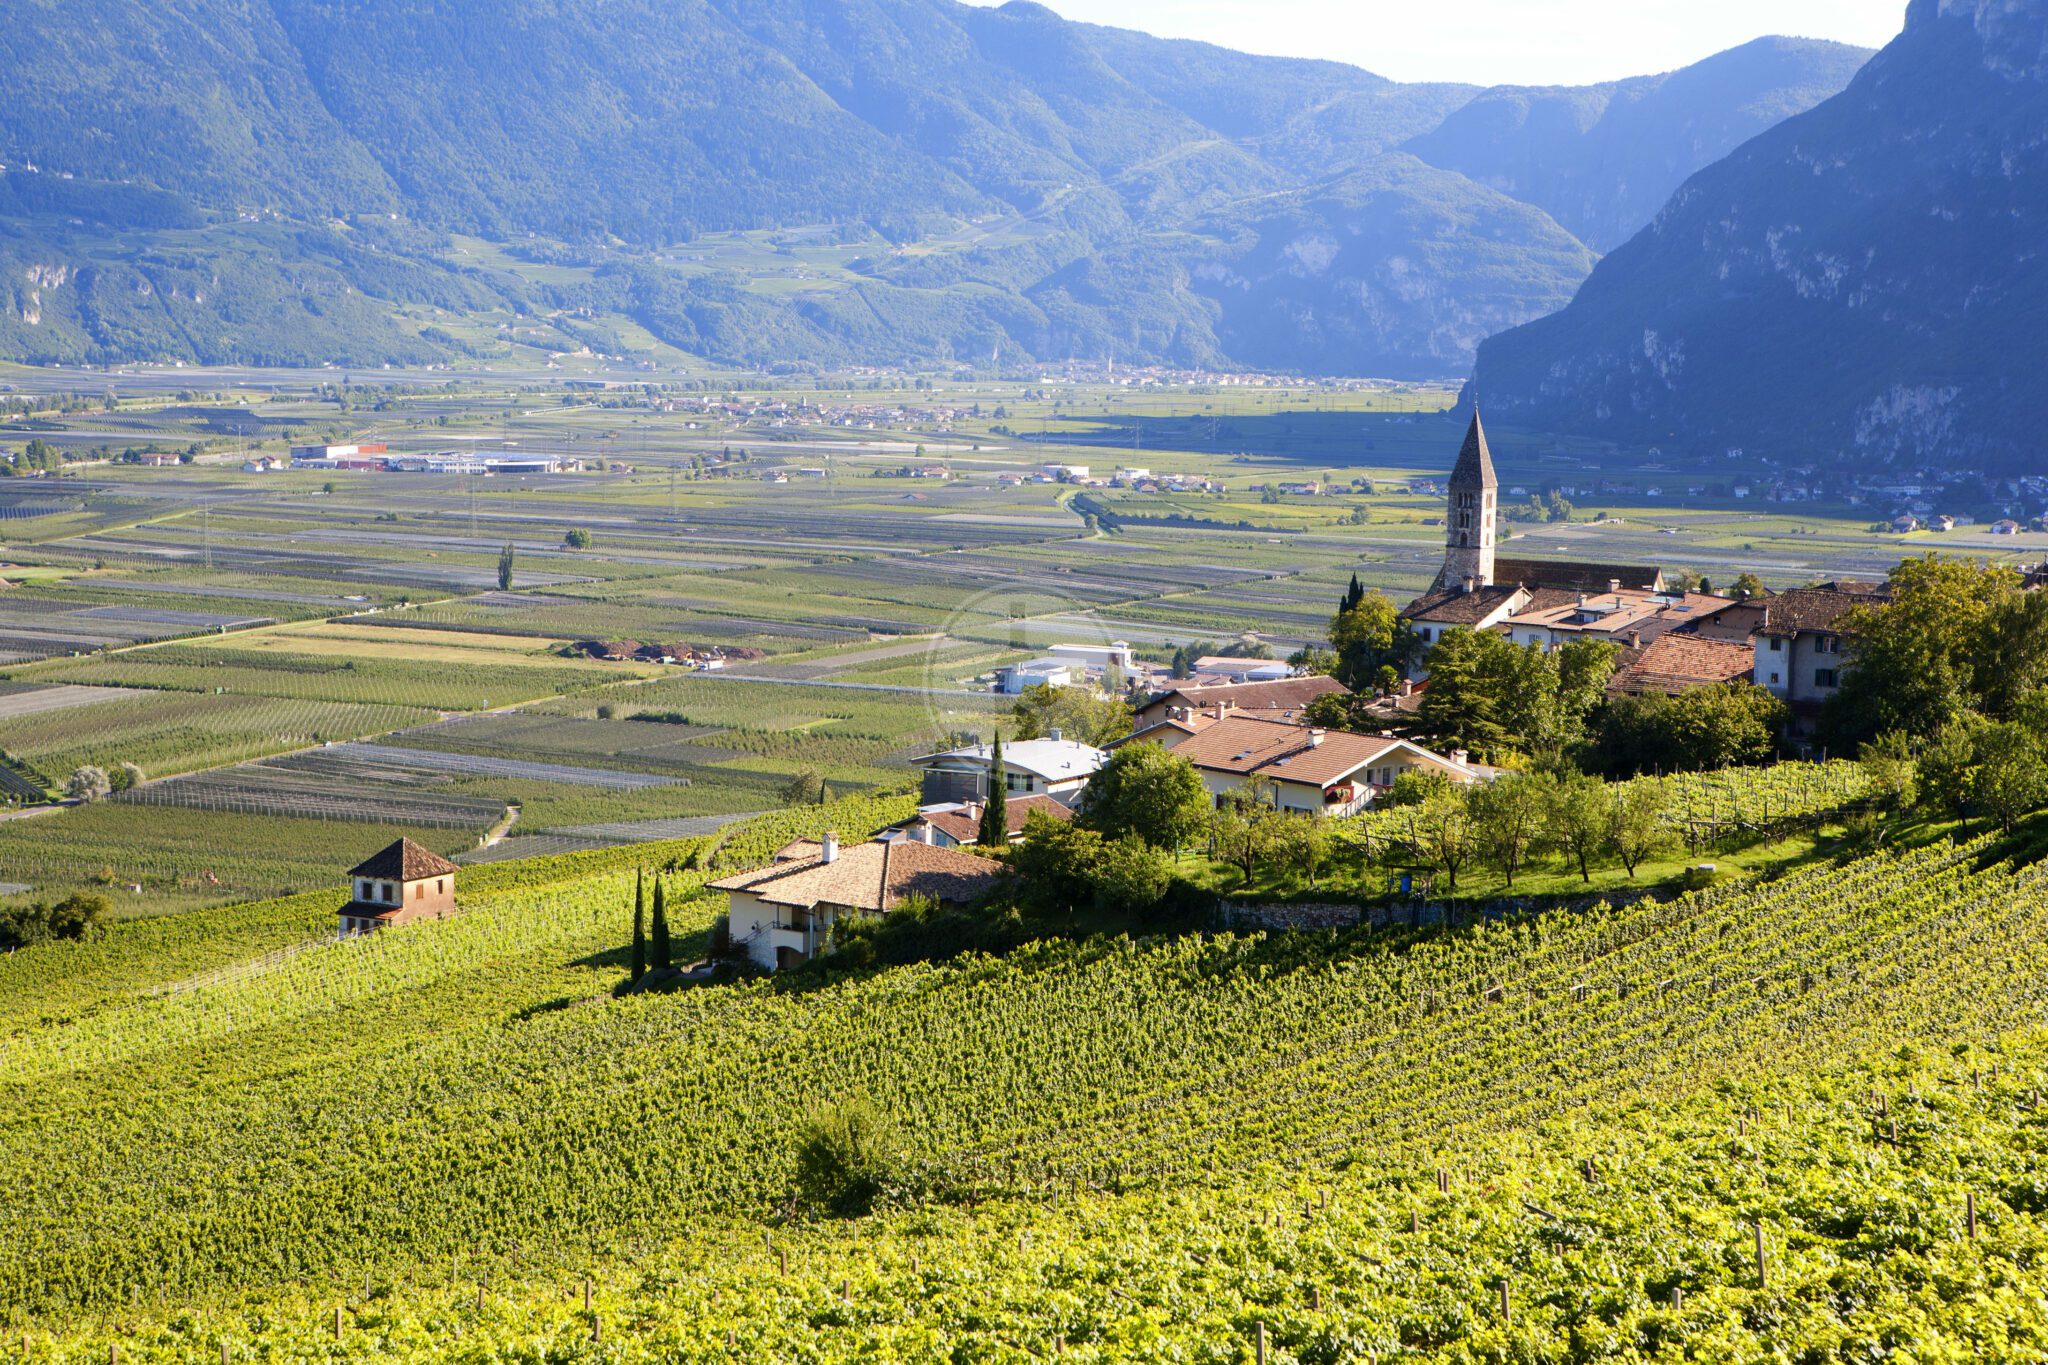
[1449,409,1496,489]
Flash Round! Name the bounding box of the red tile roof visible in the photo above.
[1170,715,1415,788]
[916,794,1073,845]
[348,838,459,881]
[1757,586,1886,638]
[1140,675,1348,716]
[709,839,1002,913]
[1608,634,1756,696]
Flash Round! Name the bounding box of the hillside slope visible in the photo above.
[0,0,1870,374]
[1403,36,1876,251]
[7,779,2048,1342]
[1472,0,2048,473]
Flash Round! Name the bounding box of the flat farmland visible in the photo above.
[0,803,478,912]
[0,693,436,783]
[0,682,144,720]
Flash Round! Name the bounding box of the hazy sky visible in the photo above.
[967,0,1905,86]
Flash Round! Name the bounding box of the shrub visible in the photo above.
[0,892,112,948]
[65,766,111,803]
[790,1098,912,1217]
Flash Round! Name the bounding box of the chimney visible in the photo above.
[919,822,936,845]
[1608,578,1621,595]
[1048,727,1062,742]
[1627,629,1642,649]
[1399,679,1416,698]
[820,830,839,864]
[1452,749,1469,766]
[1577,591,1587,608]
[1307,728,1325,746]
[1461,575,1476,595]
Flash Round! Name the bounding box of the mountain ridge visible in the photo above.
[0,0,1874,375]
[1471,0,2047,474]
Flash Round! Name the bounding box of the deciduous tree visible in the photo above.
[1077,742,1209,852]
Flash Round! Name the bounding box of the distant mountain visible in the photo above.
[1473,0,2048,474]
[1402,37,1876,251]
[0,0,1871,375]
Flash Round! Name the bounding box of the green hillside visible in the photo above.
[7,770,2048,1357]
[0,0,1868,375]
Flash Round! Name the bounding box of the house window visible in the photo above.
[1768,638,1783,652]
[1816,635,1839,654]
[1769,672,1781,685]
[1005,771,1029,793]
[1815,668,1838,688]
[415,882,425,900]
[437,878,446,893]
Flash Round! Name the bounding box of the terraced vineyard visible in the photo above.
[5,785,2047,1363]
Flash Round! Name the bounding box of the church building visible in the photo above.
[1401,411,1668,673]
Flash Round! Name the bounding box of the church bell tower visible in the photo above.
[1443,408,1497,592]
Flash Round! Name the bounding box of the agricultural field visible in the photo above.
[5,784,2048,1358]
[0,367,2035,916]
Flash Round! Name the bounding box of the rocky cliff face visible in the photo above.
[1472,0,2048,473]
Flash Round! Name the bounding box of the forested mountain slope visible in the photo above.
[0,0,1871,373]
[1473,0,2048,473]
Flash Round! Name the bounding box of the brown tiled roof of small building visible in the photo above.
[1402,582,1525,624]
[1608,635,1757,696]
[917,794,1073,845]
[709,839,1002,913]
[1142,675,1348,715]
[1491,557,1665,593]
[348,837,459,881]
[1170,715,1408,788]
[1757,586,1886,638]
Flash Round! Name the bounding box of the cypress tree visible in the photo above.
[497,542,517,591]
[631,868,647,982]
[978,729,1009,847]
[1343,572,1364,613]
[651,876,672,971]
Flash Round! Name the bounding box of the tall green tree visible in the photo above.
[651,876,672,972]
[1470,771,1552,889]
[1606,782,1671,878]
[497,541,516,591]
[1009,684,1131,747]
[1545,771,1610,882]
[1823,555,2024,748]
[1077,742,1209,852]
[1326,591,1412,691]
[631,869,647,982]
[978,730,1009,847]
[1399,784,1479,891]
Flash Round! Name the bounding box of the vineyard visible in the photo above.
[2,777,2046,1363]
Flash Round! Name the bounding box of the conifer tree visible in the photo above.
[631,868,647,982]
[978,729,1009,847]
[651,876,672,971]
[1342,572,1364,613]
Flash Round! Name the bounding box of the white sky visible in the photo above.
[966,0,1906,86]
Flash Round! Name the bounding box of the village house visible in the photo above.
[885,794,1076,847]
[1497,587,1741,653]
[338,838,459,938]
[994,657,1075,693]
[1753,582,1888,721]
[1400,412,1668,678]
[909,734,1108,805]
[1161,714,1484,817]
[1187,656,1293,683]
[1131,675,1349,731]
[1606,633,1757,696]
[710,831,1003,971]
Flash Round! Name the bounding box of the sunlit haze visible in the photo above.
[965,0,1905,86]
